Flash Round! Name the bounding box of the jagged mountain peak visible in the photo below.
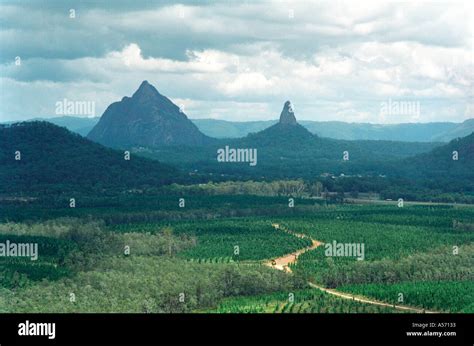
[133,80,160,98]
[87,81,212,148]
[241,101,315,146]
[279,100,297,125]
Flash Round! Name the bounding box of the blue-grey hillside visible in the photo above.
[87,81,213,148]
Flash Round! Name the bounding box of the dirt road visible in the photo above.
[308,282,438,313]
[267,223,439,313]
[264,223,322,272]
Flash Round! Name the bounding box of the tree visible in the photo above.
[161,227,174,256]
[310,181,323,197]
[350,188,359,198]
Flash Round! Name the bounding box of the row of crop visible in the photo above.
[210,288,400,313]
[338,280,474,313]
[1,194,317,223]
[277,204,474,229]
[172,220,311,261]
[279,218,474,263]
[187,257,234,264]
[268,217,474,302]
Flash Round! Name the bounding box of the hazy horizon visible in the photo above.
[2,113,472,126]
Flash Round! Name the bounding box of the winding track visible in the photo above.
[266,223,439,314]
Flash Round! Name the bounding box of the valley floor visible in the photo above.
[0,195,472,313]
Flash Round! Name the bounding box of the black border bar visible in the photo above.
[0,313,472,345]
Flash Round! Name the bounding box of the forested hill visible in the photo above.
[230,100,441,161]
[240,100,316,146]
[5,116,473,143]
[401,132,474,185]
[0,122,177,193]
[138,102,442,180]
[192,118,474,142]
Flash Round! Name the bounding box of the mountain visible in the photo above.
[375,131,474,196]
[404,132,474,181]
[191,119,276,138]
[191,118,473,142]
[87,81,212,148]
[301,121,459,142]
[0,121,177,193]
[279,101,297,124]
[39,116,99,136]
[6,114,472,143]
[236,101,439,159]
[1,116,100,136]
[139,101,441,181]
[431,119,474,142]
[241,101,316,146]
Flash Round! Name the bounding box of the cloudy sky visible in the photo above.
[0,0,472,123]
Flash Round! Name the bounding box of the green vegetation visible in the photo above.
[339,281,474,313]
[2,121,473,204]
[206,288,400,313]
[173,220,311,261]
[135,129,474,201]
[0,122,176,193]
[1,256,304,313]
[277,208,474,288]
[113,219,311,261]
[0,195,472,313]
[0,219,305,312]
[1,81,472,316]
[0,194,318,223]
[300,245,473,288]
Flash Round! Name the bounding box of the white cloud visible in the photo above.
[0,1,472,123]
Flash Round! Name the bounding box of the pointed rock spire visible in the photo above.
[279,101,297,125]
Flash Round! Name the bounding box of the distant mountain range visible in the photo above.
[4,112,473,144]
[0,81,472,196]
[1,119,471,195]
[2,116,100,137]
[104,84,445,181]
[193,118,474,143]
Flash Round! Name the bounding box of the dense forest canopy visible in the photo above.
[0,122,177,193]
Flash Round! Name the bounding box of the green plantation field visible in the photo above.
[175,220,311,261]
[280,218,474,286]
[0,219,305,312]
[338,281,474,313]
[114,219,311,261]
[0,195,472,313]
[0,193,320,224]
[279,203,474,228]
[1,256,303,313]
[0,234,75,288]
[272,206,474,312]
[204,288,401,313]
